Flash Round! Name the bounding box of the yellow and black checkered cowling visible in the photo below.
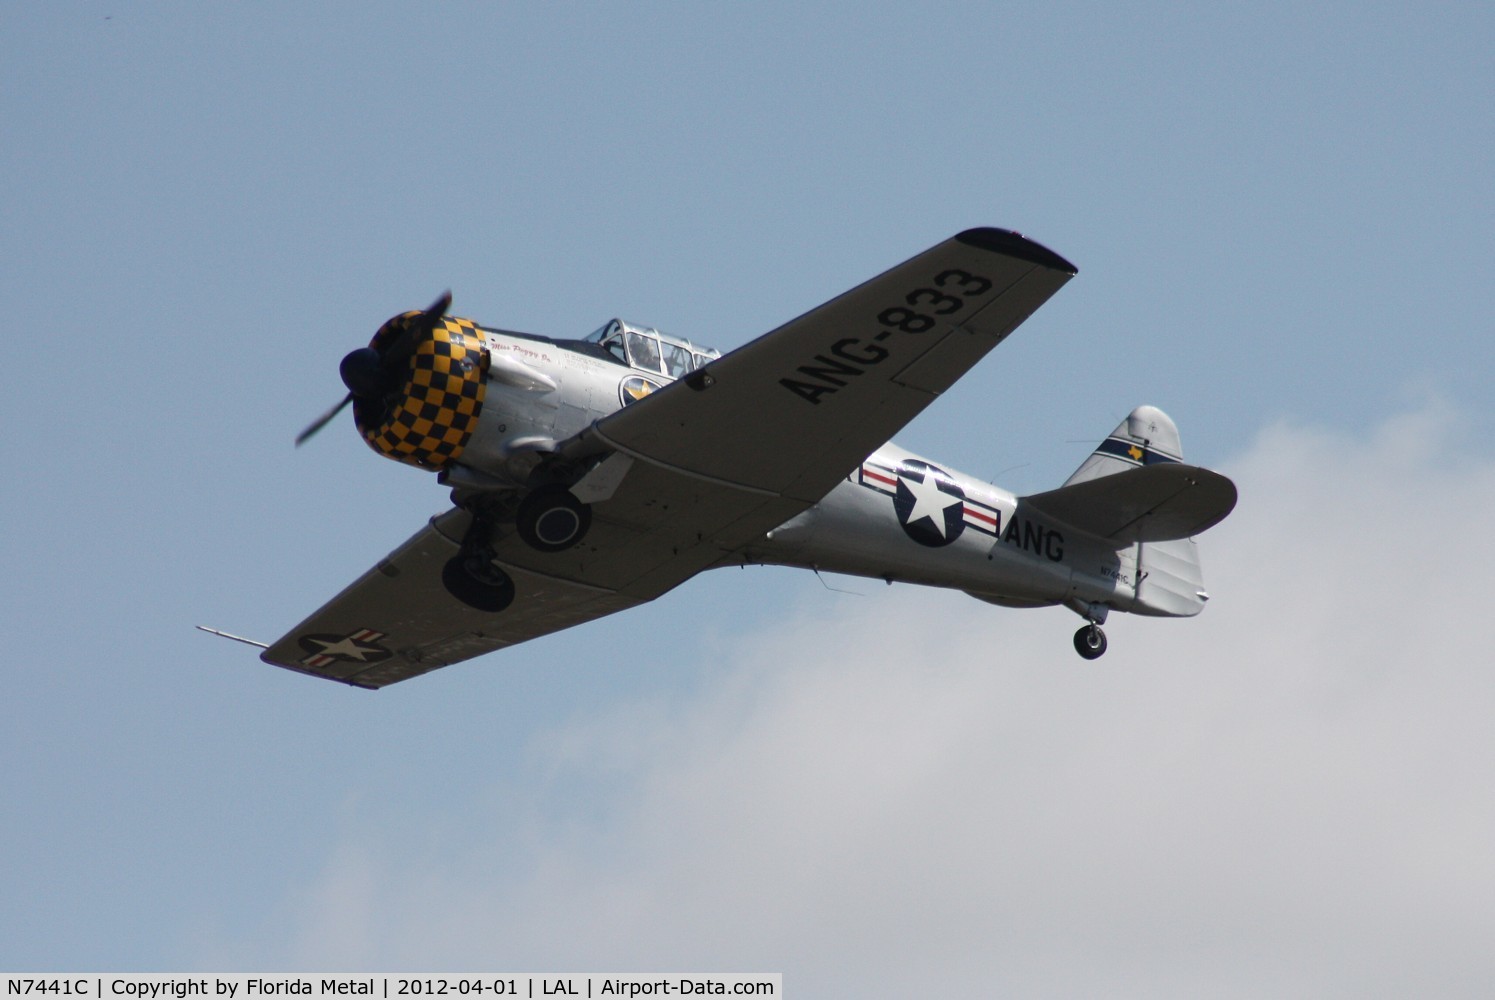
[353,311,488,470]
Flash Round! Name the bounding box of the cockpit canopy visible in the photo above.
[584,319,721,379]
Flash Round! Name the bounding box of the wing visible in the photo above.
[263,228,1075,687]
[259,510,643,688]
[579,227,1076,504]
[260,468,808,688]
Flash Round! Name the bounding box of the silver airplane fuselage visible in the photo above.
[427,320,1160,623]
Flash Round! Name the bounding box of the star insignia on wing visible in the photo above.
[307,635,383,661]
[297,629,393,666]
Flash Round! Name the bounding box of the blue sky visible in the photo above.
[4,3,1493,996]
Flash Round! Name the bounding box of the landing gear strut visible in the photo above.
[1073,624,1107,660]
[1068,601,1110,660]
[442,509,516,612]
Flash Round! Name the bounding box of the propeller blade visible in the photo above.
[295,393,353,447]
[296,292,451,447]
[380,290,453,381]
[424,289,452,322]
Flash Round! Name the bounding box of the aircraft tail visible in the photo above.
[1031,406,1235,618]
[1062,404,1184,487]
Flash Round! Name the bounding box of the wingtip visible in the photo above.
[956,227,1077,275]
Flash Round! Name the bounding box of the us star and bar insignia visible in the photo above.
[857,458,1002,547]
[297,628,393,668]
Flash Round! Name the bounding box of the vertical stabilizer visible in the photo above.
[1066,406,1212,618]
[1064,404,1185,486]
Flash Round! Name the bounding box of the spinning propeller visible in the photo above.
[296,291,452,446]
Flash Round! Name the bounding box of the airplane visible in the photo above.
[245,228,1237,688]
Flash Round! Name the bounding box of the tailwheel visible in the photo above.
[1073,624,1108,660]
[517,486,591,552]
[442,552,515,612]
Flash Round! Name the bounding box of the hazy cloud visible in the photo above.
[255,402,1495,998]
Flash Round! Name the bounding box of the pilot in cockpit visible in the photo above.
[632,335,660,373]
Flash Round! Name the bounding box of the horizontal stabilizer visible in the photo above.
[1023,463,1237,543]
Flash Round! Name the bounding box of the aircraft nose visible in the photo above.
[351,309,489,470]
[339,346,386,398]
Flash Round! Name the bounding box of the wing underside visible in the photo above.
[260,471,808,688]
[260,514,642,688]
[581,228,1076,505]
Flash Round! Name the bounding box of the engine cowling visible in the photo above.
[353,310,489,469]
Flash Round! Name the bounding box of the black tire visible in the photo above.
[517,486,591,552]
[1073,624,1108,660]
[442,555,515,613]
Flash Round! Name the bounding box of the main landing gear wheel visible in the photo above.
[517,486,591,553]
[442,552,515,613]
[1074,624,1108,660]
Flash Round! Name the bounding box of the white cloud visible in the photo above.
[261,402,1495,998]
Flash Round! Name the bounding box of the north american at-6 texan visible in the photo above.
[228,229,1237,688]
